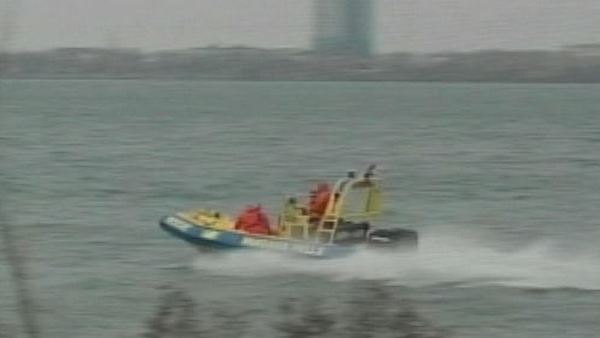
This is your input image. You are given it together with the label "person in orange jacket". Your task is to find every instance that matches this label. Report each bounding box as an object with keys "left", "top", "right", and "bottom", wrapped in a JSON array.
[
  {"left": 235, "top": 205, "right": 271, "bottom": 235},
  {"left": 309, "top": 183, "right": 331, "bottom": 221}
]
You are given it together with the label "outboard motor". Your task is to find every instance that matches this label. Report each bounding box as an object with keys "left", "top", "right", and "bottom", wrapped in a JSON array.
[{"left": 367, "top": 228, "right": 418, "bottom": 249}]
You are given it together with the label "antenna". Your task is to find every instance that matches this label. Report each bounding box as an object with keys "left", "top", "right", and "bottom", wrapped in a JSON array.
[
  {"left": 0, "top": 0, "right": 18, "bottom": 71},
  {"left": 0, "top": 1, "right": 43, "bottom": 337}
]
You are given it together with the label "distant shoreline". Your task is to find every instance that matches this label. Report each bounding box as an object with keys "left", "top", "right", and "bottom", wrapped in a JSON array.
[
  {"left": 2, "top": 46, "right": 600, "bottom": 83},
  {"left": 2, "top": 76, "right": 600, "bottom": 85}
]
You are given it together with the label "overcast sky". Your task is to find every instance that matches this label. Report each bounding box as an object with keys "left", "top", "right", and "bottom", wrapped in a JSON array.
[{"left": 4, "top": 0, "right": 600, "bottom": 53}]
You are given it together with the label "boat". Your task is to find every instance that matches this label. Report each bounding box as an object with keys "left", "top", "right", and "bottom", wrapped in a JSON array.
[{"left": 159, "top": 165, "right": 418, "bottom": 258}]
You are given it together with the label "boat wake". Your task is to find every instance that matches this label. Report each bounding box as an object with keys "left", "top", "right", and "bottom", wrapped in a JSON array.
[{"left": 192, "top": 229, "right": 600, "bottom": 291}]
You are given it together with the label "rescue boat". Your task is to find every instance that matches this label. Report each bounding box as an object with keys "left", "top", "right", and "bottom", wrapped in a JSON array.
[{"left": 159, "top": 165, "right": 418, "bottom": 258}]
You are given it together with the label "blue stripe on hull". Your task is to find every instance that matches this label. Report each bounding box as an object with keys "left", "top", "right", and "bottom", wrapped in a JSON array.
[
  {"left": 159, "top": 221, "right": 241, "bottom": 250},
  {"left": 159, "top": 215, "right": 355, "bottom": 258}
]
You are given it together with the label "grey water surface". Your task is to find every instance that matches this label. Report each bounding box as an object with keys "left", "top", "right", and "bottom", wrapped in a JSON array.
[{"left": 1, "top": 80, "right": 599, "bottom": 338}]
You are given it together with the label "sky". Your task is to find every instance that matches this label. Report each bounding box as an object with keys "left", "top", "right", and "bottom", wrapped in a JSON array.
[{"left": 3, "top": 0, "right": 600, "bottom": 53}]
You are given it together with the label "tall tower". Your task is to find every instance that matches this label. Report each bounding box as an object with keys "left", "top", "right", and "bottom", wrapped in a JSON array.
[{"left": 313, "top": 0, "right": 374, "bottom": 57}]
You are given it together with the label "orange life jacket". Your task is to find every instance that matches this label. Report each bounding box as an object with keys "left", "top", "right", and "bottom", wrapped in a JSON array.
[
  {"left": 235, "top": 205, "right": 271, "bottom": 235},
  {"left": 309, "top": 183, "right": 331, "bottom": 218}
]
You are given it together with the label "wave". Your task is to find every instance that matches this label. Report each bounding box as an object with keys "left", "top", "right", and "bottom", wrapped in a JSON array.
[{"left": 192, "top": 229, "right": 600, "bottom": 291}]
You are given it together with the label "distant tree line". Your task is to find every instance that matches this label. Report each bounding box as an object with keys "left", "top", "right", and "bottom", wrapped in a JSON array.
[
  {"left": 2, "top": 46, "right": 600, "bottom": 83},
  {"left": 142, "top": 284, "right": 448, "bottom": 338}
]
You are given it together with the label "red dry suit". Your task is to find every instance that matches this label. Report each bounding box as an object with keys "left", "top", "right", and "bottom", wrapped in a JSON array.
[
  {"left": 234, "top": 205, "right": 271, "bottom": 235},
  {"left": 309, "top": 183, "right": 331, "bottom": 219}
]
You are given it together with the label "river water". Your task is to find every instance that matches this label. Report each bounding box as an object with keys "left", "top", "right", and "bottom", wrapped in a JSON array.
[{"left": 1, "top": 80, "right": 599, "bottom": 337}]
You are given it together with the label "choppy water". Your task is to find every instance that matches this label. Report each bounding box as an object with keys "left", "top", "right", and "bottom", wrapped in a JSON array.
[{"left": 1, "top": 80, "right": 600, "bottom": 337}]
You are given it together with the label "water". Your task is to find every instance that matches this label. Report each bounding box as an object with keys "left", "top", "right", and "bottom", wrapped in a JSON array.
[{"left": 1, "top": 80, "right": 600, "bottom": 337}]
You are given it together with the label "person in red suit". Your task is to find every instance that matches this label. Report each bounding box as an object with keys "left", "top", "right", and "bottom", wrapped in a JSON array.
[
  {"left": 309, "top": 183, "right": 331, "bottom": 221},
  {"left": 234, "top": 205, "right": 271, "bottom": 235}
]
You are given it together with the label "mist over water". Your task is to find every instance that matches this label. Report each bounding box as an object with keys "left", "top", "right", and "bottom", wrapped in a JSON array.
[{"left": 193, "top": 228, "right": 600, "bottom": 291}]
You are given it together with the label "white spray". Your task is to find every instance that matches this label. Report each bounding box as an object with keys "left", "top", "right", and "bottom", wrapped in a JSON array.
[{"left": 192, "top": 230, "right": 600, "bottom": 290}]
